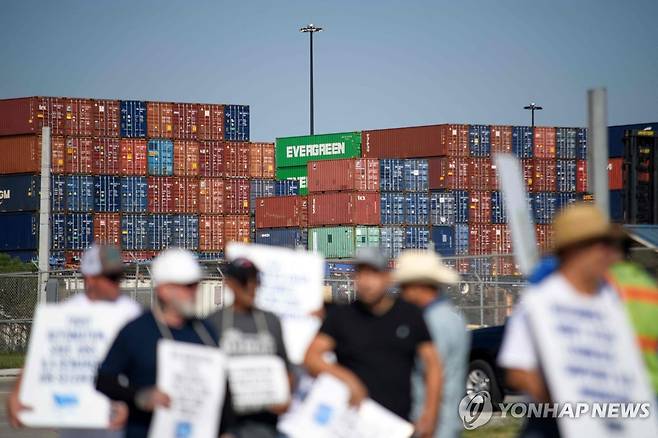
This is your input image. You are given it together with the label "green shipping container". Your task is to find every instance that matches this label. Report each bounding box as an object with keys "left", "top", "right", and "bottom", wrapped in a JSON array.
[
  {"left": 276, "top": 132, "right": 362, "bottom": 168},
  {"left": 308, "top": 226, "right": 380, "bottom": 259},
  {"left": 276, "top": 166, "right": 308, "bottom": 195}
]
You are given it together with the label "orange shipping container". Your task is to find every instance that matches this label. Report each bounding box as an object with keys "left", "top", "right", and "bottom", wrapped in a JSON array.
[
  {"left": 173, "top": 140, "right": 200, "bottom": 176},
  {"left": 308, "top": 193, "right": 380, "bottom": 226},
  {"left": 199, "top": 215, "right": 225, "bottom": 251},
  {"left": 536, "top": 224, "right": 554, "bottom": 252},
  {"left": 248, "top": 143, "right": 264, "bottom": 178},
  {"left": 428, "top": 157, "right": 470, "bottom": 190},
  {"left": 147, "top": 102, "right": 174, "bottom": 138},
  {"left": 199, "top": 141, "right": 225, "bottom": 177},
  {"left": 148, "top": 177, "right": 174, "bottom": 212},
  {"left": 469, "top": 158, "right": 497, "bottom": 191},
  {"left": 93, "top": 213, "right": 121, "bottom": 246},
  {"left": 225, "top": 142, "right": 249, "bottom": 177},
  {"left": 608, "top": 158, "right": 623, "bottom": 190},
  {"left": 224, "top": 214, "right": 251, "bottom": 244},
  {"left": 199, "top": 178, "right": 225, "bottom": 214},
  {"left": 65, "top": 137, "right": 94, "bottom": 174},
  {"left": 255, "top": 196, "right": 308, "bottom": 228},
  {"left": 121, "top": 251, "right": 156, "bottom": 263},
  {"left": 262, "top": 143, "right": 275, "bottom": 178},
  {"left": 172, "top": 177, "right": 200, "bottom": 213},
  {"left": 93, "top": 99, "right": 120, "bottom": 137},
  {"left": 120, "top": 139, "right": 147, "bottom": 175},
  {"left": 224, "top": 179, "right": 250, "bottom": 214},
  {"left": 0, "top": 135, "right": 41, "bottom": 174},
  {"left": 172, "top": 103, "right": 198, "bottom": 139},
  {"left": 529, "top": 159, "right": 557, "bottom": 192},
  {"left": 64, "top": 98, "right": 94, "bottom": 136},
  {"left": 197, "top": 104, "right": 224, "bottom": 140},
  {"left": 308, "top": 158, "right": 380, "bottom": 192},
  {"left": 533, "top": 127, "right": 557, "bottom": 159},
  {"left": 64, "top": 251, "right": 83, "bottom": 268},
  {"left": 93, "top": 138, "right": 121, "bottom": 175},
  {"left": 439, "top": 124, "right": 470, "bottom": 157},
  {"left": 50, "top": 136, "right": 66, "bottom": 174},
  {"left": 576, "top": 160, "right": 588, "bottom": 192},
  {"left": 490, "top": 125, "right": 513, "bottom": 154},
  {"left": 361, "top": 125, "right": 445, "bottom": 159}
]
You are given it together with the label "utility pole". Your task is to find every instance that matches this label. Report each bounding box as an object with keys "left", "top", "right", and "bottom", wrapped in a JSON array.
[
  {"left": 524, "top": 102, "right": 543, "bottom": 128},
  {"left": 300, "top": 24, "right": 323, "bottom": 135}
]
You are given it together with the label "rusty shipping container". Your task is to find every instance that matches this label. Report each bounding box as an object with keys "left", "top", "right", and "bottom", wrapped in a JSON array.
[
  {"left": 608, "top": 158, "right": 623, "bottom": 190},
  {"left": 533, "top": 127, "right": 557, "bottom": 159},
  {"left": 576, "top": 159, "right": 588, "bottom": 193},
  {"left": 469, "top": 191, "right": 492, "bottom": 223},
  {"left": 197, "top": 104, "right": 224, "bottom": 140},
  {"left": 308, "top": 158, "right": 380, "bottom": 193},
  {"left": 428, "top": 157, "right": 470, "bottom": 190},
  {"left": 224, "top": 179, "right": 250, "bottom": 214},
  {"left": 172, "top": 176, "right": 199, "bottom": 213},
  {"left": 172, "top": 103, "right": 198, "bottom": 139},
  {"left": 50, "top": 136, "right": 66, "bottom": 174},
  {"left": 93, "top": 138, "right": 121, "bottom": 175},
  {"left": 93, "top": 99, "right": 120, "bottom": 137},
  {"left": 255, "top": 196, "right": 308, "bottom": 228},
  {"left": 530, "top": 159, "right": 557, "bottom": 192},
  {"left": 199, "top": 178, "right": 225, "bottom": 214},
  {"left": 199, "top": 215, "right": 225, "bottom": 252},
  {"left": 173, "top": 140, "right": 200, "bottom": 176},
  {"left": 199, "top": 141, "right": 225, "bottom": 177},
  {"left": 147, "top": 176, "right": 174, "bottom": 213},
  {"left": 224, "top": 214, "right": 251, "bottom": 244},
  {"left": 490, "top": 125, "right": 513, "bottom": 154},
  {"left": 146, "top": 101, "right": 174, "bottom": 138},
  {"left": 361, "top": 125, "right": 445, "bottom": 158},
  {"left": 63, "top": 98, "right": 94, "bottom": 137},
  {"left": 225, "top": 142, "right": 250, "bottom": 177},
  {"left": 308, "top": 193, "right": 380, "bottom": 226},
  {"left": 65, "top": 137, "right": 94, "bottom": 174},
  {"left": 0, "top": 135, "right": 41, "bottom": 174},
  {"left": 0, "top": 97, "right": 65, "bottom": 136},
  {"left": 120, "top": 139, "right": 147, "bottom": 175},
  {"left": 93, "top": 213, "right": 121, "bottom": 246},
  {"left": 440, "top": 124, "right": 470, "bottom": 157}
]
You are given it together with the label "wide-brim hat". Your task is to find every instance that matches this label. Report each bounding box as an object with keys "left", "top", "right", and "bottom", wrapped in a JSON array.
[
  {"left": 552, "top": 203, "right": 626, "bottom": 252},
  {"left": 393, "top": 250, "right": 460, "bottom": 286}
]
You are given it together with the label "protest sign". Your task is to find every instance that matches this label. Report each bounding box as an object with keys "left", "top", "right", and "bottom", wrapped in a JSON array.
[
  {"left": 19, "top": 303, "right": 129, "bottom": 428},
  {"left": 227, "top": 355, "right": 290, "bottom": 412},
  {"left": 226, "top": 243, "right": 324, "bottom": 363},
  {"left": 525, "top": 287, "right": 658, "bottom": 438},
  {"left": 148, "top": 339, "right": 227, "bottom": 438},
  {"left": 279, "top": 374, "right": 414, "bottom": 438}
]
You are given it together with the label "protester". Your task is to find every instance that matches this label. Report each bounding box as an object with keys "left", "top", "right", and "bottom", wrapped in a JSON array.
[
  {"left": 6, "top": 243, "right": 141, "bottom": 438},
  {"left": 206, "top": 257, "right": 292, "bottom": 438},
  {"left": 498, "top": 203, "right": 632, "bottom": 437},
  {"left": 396, "top": 250, "right": 469, "bottom": 438},
  {"left": 304, "top": 247, "right": 442, "bottom": 438},
  {"left": 96, "top": 248, "right": 234, "bottom": 438}
]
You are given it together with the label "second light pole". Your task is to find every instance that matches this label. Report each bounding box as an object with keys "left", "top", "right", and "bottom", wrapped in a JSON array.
[
  {"left": 524, "top": 102, "right": 543, "bottom": 128},
  {"left": 300, "top": 24, "right": 323, "bottom": 135}
]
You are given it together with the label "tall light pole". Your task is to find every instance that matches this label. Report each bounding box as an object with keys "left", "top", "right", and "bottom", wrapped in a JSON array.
[
  {"left": 300, "top": 24, "right": 323, "bottom": 135},
  {"left": 524, "top": 102, "right": 543, "bottom": 128}
]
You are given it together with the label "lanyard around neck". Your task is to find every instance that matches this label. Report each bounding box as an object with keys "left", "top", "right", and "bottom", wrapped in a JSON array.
[{"left": 153, "top": 305, "right": 217, "bottom": 348}]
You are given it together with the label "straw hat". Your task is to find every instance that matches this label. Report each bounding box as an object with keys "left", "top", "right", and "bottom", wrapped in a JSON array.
[
  {"left": 394, "top": 250, "right": 460, "bottom": 286},
  {"left": 552, "top": 202, "right": 623, "bottom": 252}
]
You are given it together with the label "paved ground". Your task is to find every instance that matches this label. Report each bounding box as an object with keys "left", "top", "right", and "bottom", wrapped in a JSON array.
[{"left": 0, "top": 378, "right": 57, "bottom": 438}]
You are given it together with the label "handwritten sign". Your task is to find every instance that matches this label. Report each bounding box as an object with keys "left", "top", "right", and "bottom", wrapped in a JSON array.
[
  {"left": 148, "top": 340, "right": 227, "bottom": 438},
  {"left": 227, "top": 355, "right": 290, "bottom": 413}
]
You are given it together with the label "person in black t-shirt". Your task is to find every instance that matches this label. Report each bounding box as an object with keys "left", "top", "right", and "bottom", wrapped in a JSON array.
[{"left": 304, "top": 247, "right": 442, "bottom": 438}]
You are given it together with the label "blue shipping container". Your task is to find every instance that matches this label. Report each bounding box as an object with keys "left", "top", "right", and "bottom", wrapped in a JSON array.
[
  {"left": 171, "top": 215, "right": 199, "bottom": 250},
  {"left": 51, "top": 175, "right": 67, "bottom": 212},
  {"left": 274, "top": 180, "right": 300, "bottom": 196},
  {"left": 0, "top": 212, "right": 38, "bottom": 250},
  {"left": 65, "top": 213, "right": 93, "bottom": 250},
  {"left": 512, "top": 126, "right": 534, "bottom": 158},
  {"left": 455, "top": 190, "right": 469, "bottom": 223},
  {"left": 472, "top": 257, "right": 493, "bottom": 277},
  {"left": 120, "top": 177, "right": 148, "bottom": 213},
  {"left": 431, "top": 226, "right": 455, "bottom": 257},
  {"left": 147, "top": 139, "right": 174, "bottom": 176},
  {"left": 404, "top": 193, "right": 429, "bottom": 225},
  {"left": 255, "top": 228, "right": 308, "bottom": 249},
  {"left": 469, "top": 125, "right": 491, "bottom": 157},
  {"left": 491, "top": 191, "right": 507, "bottom": 224},
  {"left": 94, "top": 176, "right": 121, "bottom": 212},
  {"left": 197, "top": 252, "right": 224, "bottom": 261},
  {"left": 0, "top": 175, "right": 40, "bottom": 212},
  {"left": 147, "top": 214, "right": 174, "bottom": 250},
  {"left": 576, "top": 128, "right": 587, "bottom": 160},
  {"left": 121, "top": 214, "right": 149, "bottom": 250},
  {"left": 429, "top": 191, "right": 455, "bottom": 225},
  {"left": 555, "top": 128, "right": 577, "bottom": 159},
  {"left": 403, "top": 159, "right": 429, "bottom": 192},
  {"left": 50, "top": 251, "right": 65, "bottom": 269},
  {"left": 120, "top": 100, "right": 147, "bottom": 138},
  {"left": 51, "top": 213, "right": 66, "bottom": 250},
  {"left": 250, "top": 180, "right": 276, "bottom": 214},
  {"left": 66, "top": 176, "right": 94, "bottom": 212},
  {"left": 380, "top": 192, "right": 405, "bottom": 225},
  {"left": 532, "top": 193, "right": 559, "bottom": 225},
  {"left": 380, "top": 159, "right": 405, "bottom": 192},
  {"left": 224, "top": 105, "right": 250, "bottom": 141},
  {"left": 380, "top": 226, "right": 405, "bottom": 259},
  {"left": 556, "top": 160, "right": 576, "bottom": 192},
  {"left": 405, "top": 226, "right": 429, "bottom": 249},
  {"left": 610, "top": 190, "right": 624, "bottom": 222},
  {"left": 455, "top": 224, "right": 469, "bottom": 255}
]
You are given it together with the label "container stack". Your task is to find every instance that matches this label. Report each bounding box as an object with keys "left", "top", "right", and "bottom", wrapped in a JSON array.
[{"left": 0, "top": 96, "right": 272, "bottom": 267}]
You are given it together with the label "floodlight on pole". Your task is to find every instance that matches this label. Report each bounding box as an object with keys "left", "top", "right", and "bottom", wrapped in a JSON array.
[
  {"left": 524, "top": 102, "right": 543, "bottom": 128},
  {"left": 300, "top": 24, "right": 323, "bottom": 135}
]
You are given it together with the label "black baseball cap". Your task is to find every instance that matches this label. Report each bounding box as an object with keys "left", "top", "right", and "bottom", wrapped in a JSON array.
[{"left": 225, "top": 258, "right": 260, "bottom": 285}]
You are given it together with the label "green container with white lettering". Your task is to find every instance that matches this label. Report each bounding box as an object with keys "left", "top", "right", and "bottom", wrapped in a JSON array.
[
  {"left": 276, "top": 166, "right": 308, "bottom": 195},
  {"left": 275, "top": 132, "right": 362, "bottom": 168}
]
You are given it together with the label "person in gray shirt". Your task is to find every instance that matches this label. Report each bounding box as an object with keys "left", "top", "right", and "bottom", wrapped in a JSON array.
[{"left": 396, "top": 250, "right": 470, "bottom": 438}]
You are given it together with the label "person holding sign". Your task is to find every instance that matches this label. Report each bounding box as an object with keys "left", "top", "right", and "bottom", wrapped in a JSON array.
[
  {"left": 304, "top": 247, "right": 442, "bottom": 438},
  {"left": 96, "top": 248, "right": 234, "bottom": 438},
  {"left": 206, "top": 257, "right": 292, "bottom": 438},
  {"left": 6, "top": 244, "right": 141, "bottom": 438}
]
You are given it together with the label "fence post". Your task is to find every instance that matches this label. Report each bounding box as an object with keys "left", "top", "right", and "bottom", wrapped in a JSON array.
[{"left": 38, "top": 127, "right": 51, "bottom": 303}]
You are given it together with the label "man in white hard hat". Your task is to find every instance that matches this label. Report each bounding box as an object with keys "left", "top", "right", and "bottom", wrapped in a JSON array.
[
  {"left": 396, "top": 250, "right": 469, "bottom": 438},
  {"left": 6, "top": 244, "right": 141, "bottom": 437},
  {"left": 95, "top": 248, "right": 234, "bottom": 438}
]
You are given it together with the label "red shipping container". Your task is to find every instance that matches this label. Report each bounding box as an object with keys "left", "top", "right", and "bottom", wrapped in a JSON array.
[
  {"left": 224, "top": 142, "right": 250, "bottom": 177},
  {"left": 576, "top": 160, "right": 588, "bottom": 192},
  {"left": 147, "top": 177, "right": 174, "bottom": 212},
  {"left": 63, "top": 98, "right": 94, "bottom": 137},
  {"left": 533, "top": 127, "right": 557, "bottom": 158},
  {"left": 225, "top": 214, "right": 251, "bottom": 244},
  {"left": 199, "top": 178, "right": 225, "bottom": 214},
  {"left": 440, "top": 124, "right": 470, "bottom": 157},
  {"left": 262, "top": 143, "right": 275, "bottom": 179},
  {"left": 172, "top": 103, "right": 198, "bottom": 139},
  {"left": 199, "top": 141, "right": 225, "bottom": 177},
  {"left": 121, "top": 251, "right": 156, "bottom": 263},
  {"left": 120, "top": 139, "right": 147, "bottom": 175},
  {"left": 0, "top": 135, "right": 42, "bottom": 174},
  {"left": 172, "top": 177, "right": 199, "bottom": 213},
  {"left": 468, "top": 191, "right": 492, "bottom": 223},
  {"left": 224, "top": 179, "right": 250, "bottom": 214},
  {"left": 197, "top": 104, "right": 224, "bottom": 141},
  {"left": 51, "top": 136, "right": 66, "bottom": 174},
  {"left": 0, "top": 97, "right": 66, "bottom": 136},
  {"left": 255, "top": 196, "right": 308, "bottom": 228},
  {"left": 521, "top": 159, "right": 533, "bottom": 190},
  {"left": 248, "top": 143, "right": 264, "bottom": 178},
  {"left": 529, "top": 159, "right": 557, "bottom": 192},
  {"left": 65, "top": 137, "right": 94, "bottom": 174},
  {"left": 147, "top": 102, "right": 174, "bottom": 138},
  {"left": 428, "top": 157, "right": 470, "bottom": 190},
  {"left": 469, "top": 158, "right": 496, "bottom": 191},
  {"left": 308, "top": 193, "right": 380, "bottom": 226},
  {"left": 93, "top": 99, "right": 120, "bottom": 137},
  {"left": 490, "top": 224, "right": 512, "bottom": 254},
  {"left": 93, "top": 213, "right": 121, "bottom": 246},
  {"left": 490, "top": 125, "right": 513, "bottom": 154},
  {"left": 469, "top": 224, "right": 493, "bottom": 255},
  {"left": 608, "top": 158, "right": 623, "bottom": 190},
  {"left": 199, "top": 215, "right": 225, "bottom": 251},
  {"left": 173, "top": 140, "right": 200, "bottom": 176},
  {"left": 93, "top": 138, "right": 121, "bottom": 175},
  {"left": 536, "top": 224, "right": 554, "bottom": 252},
  {"left": 308, "top": 158, "right": 380, "bottom": 193},
  {"left": 64, "top": 251, "right": 83, "bottom": 268},
  {"left": 361, "top": 125, "right": 445, "bottom": 158}
]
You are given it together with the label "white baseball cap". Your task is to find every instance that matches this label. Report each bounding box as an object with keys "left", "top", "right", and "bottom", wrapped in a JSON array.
[{"left": 151, "top": 248, "right": 202, "bottom": 286}]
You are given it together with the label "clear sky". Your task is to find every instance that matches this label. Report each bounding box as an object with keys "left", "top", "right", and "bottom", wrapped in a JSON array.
[{"left": 1, "top": 0, "right": 656, "bottom": 141}]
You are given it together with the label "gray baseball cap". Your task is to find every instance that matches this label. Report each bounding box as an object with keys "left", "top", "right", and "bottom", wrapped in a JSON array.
[{"left": 355, "top": 247, "right": 389, "bottom": 272}]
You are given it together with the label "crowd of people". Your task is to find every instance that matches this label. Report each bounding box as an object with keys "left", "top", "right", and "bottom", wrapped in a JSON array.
[{"left": 5, "top": 201, "right": 658, "bottom": 438}]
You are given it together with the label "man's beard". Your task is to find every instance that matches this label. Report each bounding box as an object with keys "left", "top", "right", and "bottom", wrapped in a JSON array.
[{"left": 170, "top": 298, "right": 197, "bottom": 319}]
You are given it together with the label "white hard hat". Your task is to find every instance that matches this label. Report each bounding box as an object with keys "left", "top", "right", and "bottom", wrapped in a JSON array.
[{"left": 151, "top": 248, "right": 202, "bottom": 286}]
